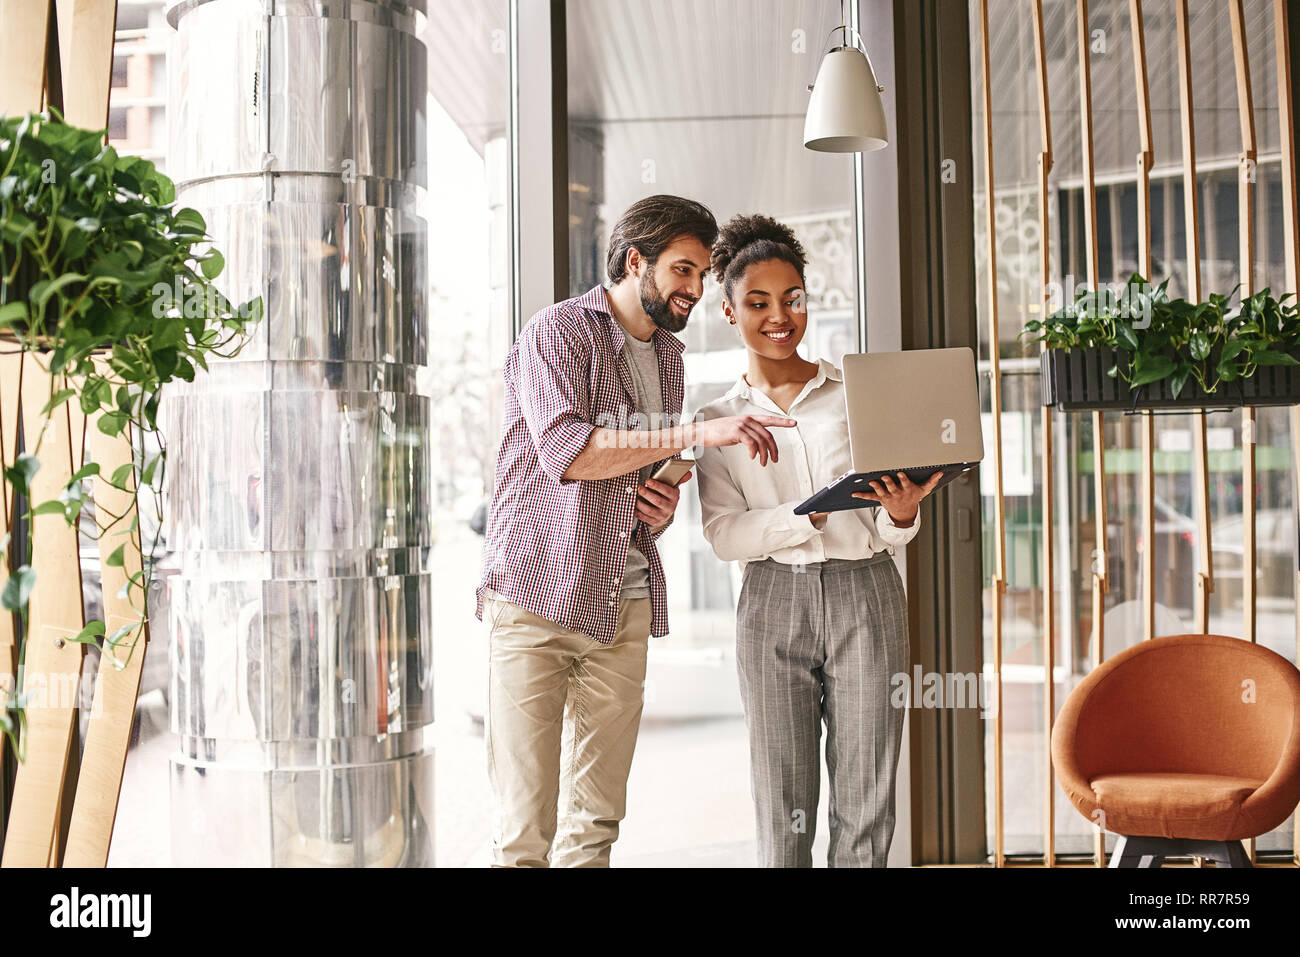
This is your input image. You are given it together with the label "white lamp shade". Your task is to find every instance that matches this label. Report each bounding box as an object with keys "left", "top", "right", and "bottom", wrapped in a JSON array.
[{"left": 804, "top": 46, "right": 888, "bottom": 153}]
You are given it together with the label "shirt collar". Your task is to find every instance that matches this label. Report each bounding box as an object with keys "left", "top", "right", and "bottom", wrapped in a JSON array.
[
  {"left": 721, "top": 356, "right": 843, "bottom": 403},
  {"left": 580, "top": 284, "right": 686, "bottom": 356}
]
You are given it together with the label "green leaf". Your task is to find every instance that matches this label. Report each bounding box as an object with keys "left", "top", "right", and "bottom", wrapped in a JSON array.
[
  {"left": 172, "top": 208, "right": 207, "bottom": 234},
  {"left": 0, "top": 565, "right": 36, "bottom": 612},
  {"left": 40, "top": 388, "right": 76, "bottom": 415},
  {"left": 1220, "top": 339, "right": 1247, "bottom": 362},
  {"left": 1114, "top": 322, "right": 1139, "bottom": 351},
  {"left": 141, "top": 453, "right": 160, "bottom": 487},
  {"left": 200, "top": 249, "right": 225, "bottom": 280},
  {"left": 1130, "top": 355, "right": 1177, "bottom": 387},
  {"left": 105, "top": 544, "right": 125, "bottom": 568},
  {"left": 1189, "top": 331, "right": 1211, "bottom": 361},
  {"left": 1170, "top": 366, "right": 1192, "bottom": 398},
  {"left": 30, "top": 272, "right": 86, "bottom": 306},
  {"left": 67, "top": 620, "right": 106, "bottom": 646},
  {"left": 3, "top": 454, "right": 40, "bottom": 497},
  {"left": 97, "top": 411, "right": 128, "bottom": 437},
  {"left": 27, "top": 501, "right": 66, "bottom": 517},
  {"left": 110, "top": 463, "right": 135, "bottom": 490},
  {"left": 0, "top": 301, "right": 28, "bottom": 328},
  {"left": 1251, "top": 350, "right": 1300, "bottom": 366}
]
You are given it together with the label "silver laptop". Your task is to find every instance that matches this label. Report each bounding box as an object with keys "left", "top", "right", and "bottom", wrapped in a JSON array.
[{"left": 795, "top": 348, "right": 985, "bottom": 515}]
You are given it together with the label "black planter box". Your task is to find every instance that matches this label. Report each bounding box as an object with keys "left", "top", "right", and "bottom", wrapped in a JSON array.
[{"left": 1040, "top": 345, "right": 1300, "bottom": 411}]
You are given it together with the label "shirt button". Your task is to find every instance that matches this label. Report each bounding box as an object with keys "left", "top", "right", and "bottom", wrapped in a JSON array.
[
  {"left": 626, "top": 485, "right": 635, "bottom": 493},
  {"left": 620, "top": 531, "right": 628, "bottom": 539},
  {"left": 610, "top": 589, "right": 618, "bottom": 597}
]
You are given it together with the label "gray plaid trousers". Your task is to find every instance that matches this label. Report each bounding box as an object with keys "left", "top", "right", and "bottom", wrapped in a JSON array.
[{"left": 735, "top": 552, "right": 909, "bottom": 867}]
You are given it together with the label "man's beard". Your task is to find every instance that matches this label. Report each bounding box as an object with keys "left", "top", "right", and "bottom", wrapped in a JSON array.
[{"left": 639, "top": 268, "right": 693, "bottom": 333}]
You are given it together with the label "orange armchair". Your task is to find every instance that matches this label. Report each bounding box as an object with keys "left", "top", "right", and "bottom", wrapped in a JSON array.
[{"left": 1052, "top": 634, "right": 1300, "bottom": 867}]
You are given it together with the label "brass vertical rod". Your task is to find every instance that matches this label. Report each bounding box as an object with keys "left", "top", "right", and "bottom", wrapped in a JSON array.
[
  {"left": 977, "top": 0, "right": 1008, "bottom": 869},
  {"left": 1031, "top": 0, "right": 1056, "bottom": 869},
  {"left": 1274, "top": 0, "right": 1300, "bottom": 862},
  {"left": 1175, "top": 0, "right": 1215, "bottom": 635},
  {"left": 1076, "top": 0, "right": 1107, "bottom": 868},
  {"left": 1226, "top": 0, "right": 1257, "bottom": 868},
  {"left": 1130, "top": 0, "right": 1156, "bottom": 645}
]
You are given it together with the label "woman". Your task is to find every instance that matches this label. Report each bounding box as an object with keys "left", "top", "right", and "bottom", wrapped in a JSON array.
[{"left": 694, "top": 214, "right": 941, "bottom": 868}]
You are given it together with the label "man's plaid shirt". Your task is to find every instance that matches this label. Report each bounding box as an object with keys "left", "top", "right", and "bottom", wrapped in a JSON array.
[{"left": 475, "top": 285, "right": 684, "bottom": 643}]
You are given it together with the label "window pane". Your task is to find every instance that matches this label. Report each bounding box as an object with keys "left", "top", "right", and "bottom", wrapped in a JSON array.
[
  {"left": 972, "top": 0, "right": 1296, "bottom": 861},
  {"left": 567, "top": 0, "right": 861, "bottom": 863}
]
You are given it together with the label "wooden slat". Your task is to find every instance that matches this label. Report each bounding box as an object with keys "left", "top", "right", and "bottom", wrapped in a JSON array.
[
  {"left": 1130, "top": 0, "right": 1156, "bottom": 645},
  {"left": 1228, "top": 17, "right": 1258, "bottom": 843},
  {"left": 1229, "top": 0, "right": 1257, "bottom": 669},
  {"left": 977, "top": 0, "right": 1008, "bottom": 869},
  {"left": 1031, "top": 0, "right": 1056, "bottom": 869},
  {"left": 1274, "top": 1, "right": 1300, "bottom": 864},
  {"left": 1075, "top": 0, "right": 1108, "bottom": 868},
  {"left": 0, "top": 0, "right": 52, "bottom": 117},
  {"left": 0, "top": 351, "right": 21, "bottom": 833},
  {"left": 52, "top": 0, "right": 117, "bottom": 132},
  {"left": 0, "top": 354, "right": 87, "bottom": 868},
  {"left": 1175, "top": 0, "right": 1215, "bottom": 635},
  {"left": 64, "top": 392, "right": 148, "bottom": 868}
]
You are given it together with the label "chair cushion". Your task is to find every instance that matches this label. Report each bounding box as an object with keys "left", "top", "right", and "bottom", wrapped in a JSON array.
[{"left": 1090, "top": 772, "right": 1264, "bottom": 841}]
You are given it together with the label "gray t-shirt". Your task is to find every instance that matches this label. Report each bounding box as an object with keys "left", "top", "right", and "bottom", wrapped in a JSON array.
[{"left": 620, "top": 333, "right": 663, "bottom": 598}]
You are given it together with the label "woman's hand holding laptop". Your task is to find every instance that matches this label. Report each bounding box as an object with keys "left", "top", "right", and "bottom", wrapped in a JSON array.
[{"left": 851, "top": 470, "right": 945, "bottom": 526}]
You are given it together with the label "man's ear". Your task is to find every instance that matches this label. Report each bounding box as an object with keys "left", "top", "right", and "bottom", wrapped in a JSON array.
[{"left": 625, "top": 245, "right": 643, "bottom": 279}]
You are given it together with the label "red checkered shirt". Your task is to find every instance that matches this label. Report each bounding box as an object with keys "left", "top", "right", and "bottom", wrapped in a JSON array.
[{"left": 475, "top": 285, "right": 684, "bottom": 643}]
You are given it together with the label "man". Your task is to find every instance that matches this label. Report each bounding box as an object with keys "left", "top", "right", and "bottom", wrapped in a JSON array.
[{"left": 476, "top": 194, "right": 797, "bottom": 867}]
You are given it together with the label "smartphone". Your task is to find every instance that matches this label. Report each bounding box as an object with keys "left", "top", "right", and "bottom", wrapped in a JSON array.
[{"left": 649, "top": 459, "right": 695, "bottom": 487}]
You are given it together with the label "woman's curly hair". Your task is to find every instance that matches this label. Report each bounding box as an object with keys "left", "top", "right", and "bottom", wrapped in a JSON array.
[{"left": 710, "top": 213, "right": 808, "bottom": 301}]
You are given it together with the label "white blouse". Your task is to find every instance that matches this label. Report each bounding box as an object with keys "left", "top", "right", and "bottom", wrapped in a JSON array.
[{"left": 694, "top": 358, "right": 920, "bottom": 567}]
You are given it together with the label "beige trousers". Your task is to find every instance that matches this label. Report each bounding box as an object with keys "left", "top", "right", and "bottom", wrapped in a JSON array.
[{"left": 483, "top": 593, "right": 652, "bottom": 867}]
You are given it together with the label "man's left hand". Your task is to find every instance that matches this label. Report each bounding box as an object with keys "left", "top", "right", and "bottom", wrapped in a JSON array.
[{"left": 637, "top": 473, "right": 690, "bottom": 530}]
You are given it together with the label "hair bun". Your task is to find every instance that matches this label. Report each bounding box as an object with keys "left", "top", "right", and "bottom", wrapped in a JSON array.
[{"left": 710, "top": 213, "right": 808, "bottom": 295}]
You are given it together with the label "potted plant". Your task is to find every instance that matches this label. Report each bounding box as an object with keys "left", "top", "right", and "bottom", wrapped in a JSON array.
[
  {"left": 0, "top": 110, "right": 262, "bottom": 760},
  {"left": 1023, "top": 272, "right": 1300, "bottom": 411}
]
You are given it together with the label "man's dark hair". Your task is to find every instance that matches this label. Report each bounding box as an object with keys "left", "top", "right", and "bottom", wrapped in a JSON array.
[{"left": 605, "top": 195, "right": 719, "bottom": 284}]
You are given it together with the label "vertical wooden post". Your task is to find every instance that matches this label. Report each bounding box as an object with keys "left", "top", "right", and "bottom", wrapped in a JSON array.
[
  {"left": 0, "top": 0, "right": 52, "bottom": 118},
  {"left": 0, "top": 0, "right": 55, "bottom": 857},
  {"left": 1270, "top": 0, "right": 1300, "bottom": 869},
  {"left": 0, "top": 352, "right": 19, "bottom": 833},
  {"left": 0, "top": 356, "right": 87, "bottom": 868},
  {"left": 1228, "top": 0, "right": 1258, "bottom": 646},
  {"left": 1226, "top": 0, "right": 1259, "bottom": 869},
  {"left": 1, "top": 0, "right": 128, "bottom": 868},
  {"left": 976, "top": 0, "right": 1008, "bottom": 869},
  {"left": 1175, "top": 0, "right": 1215, "bottom": 636},
  {"left": 1075, "top": 0, "right": 1108, "bottom": 868},
  {"left": 64, "top": 374, "right": 148, "bottom": 867},
  {"left": 1130, "top": 0, "right": 1156, "bottom": 645},
  {"left": 1031, "top": 0, "right": 1056, "bottom": 868}
]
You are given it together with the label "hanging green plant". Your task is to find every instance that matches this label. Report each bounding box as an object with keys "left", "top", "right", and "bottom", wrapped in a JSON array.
[
  {"left": 1022, "top": 272, "right": 1300, "bottom": 411},
  {"left": 0, "top": 110, "right": 262, "bottom": 761}
]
